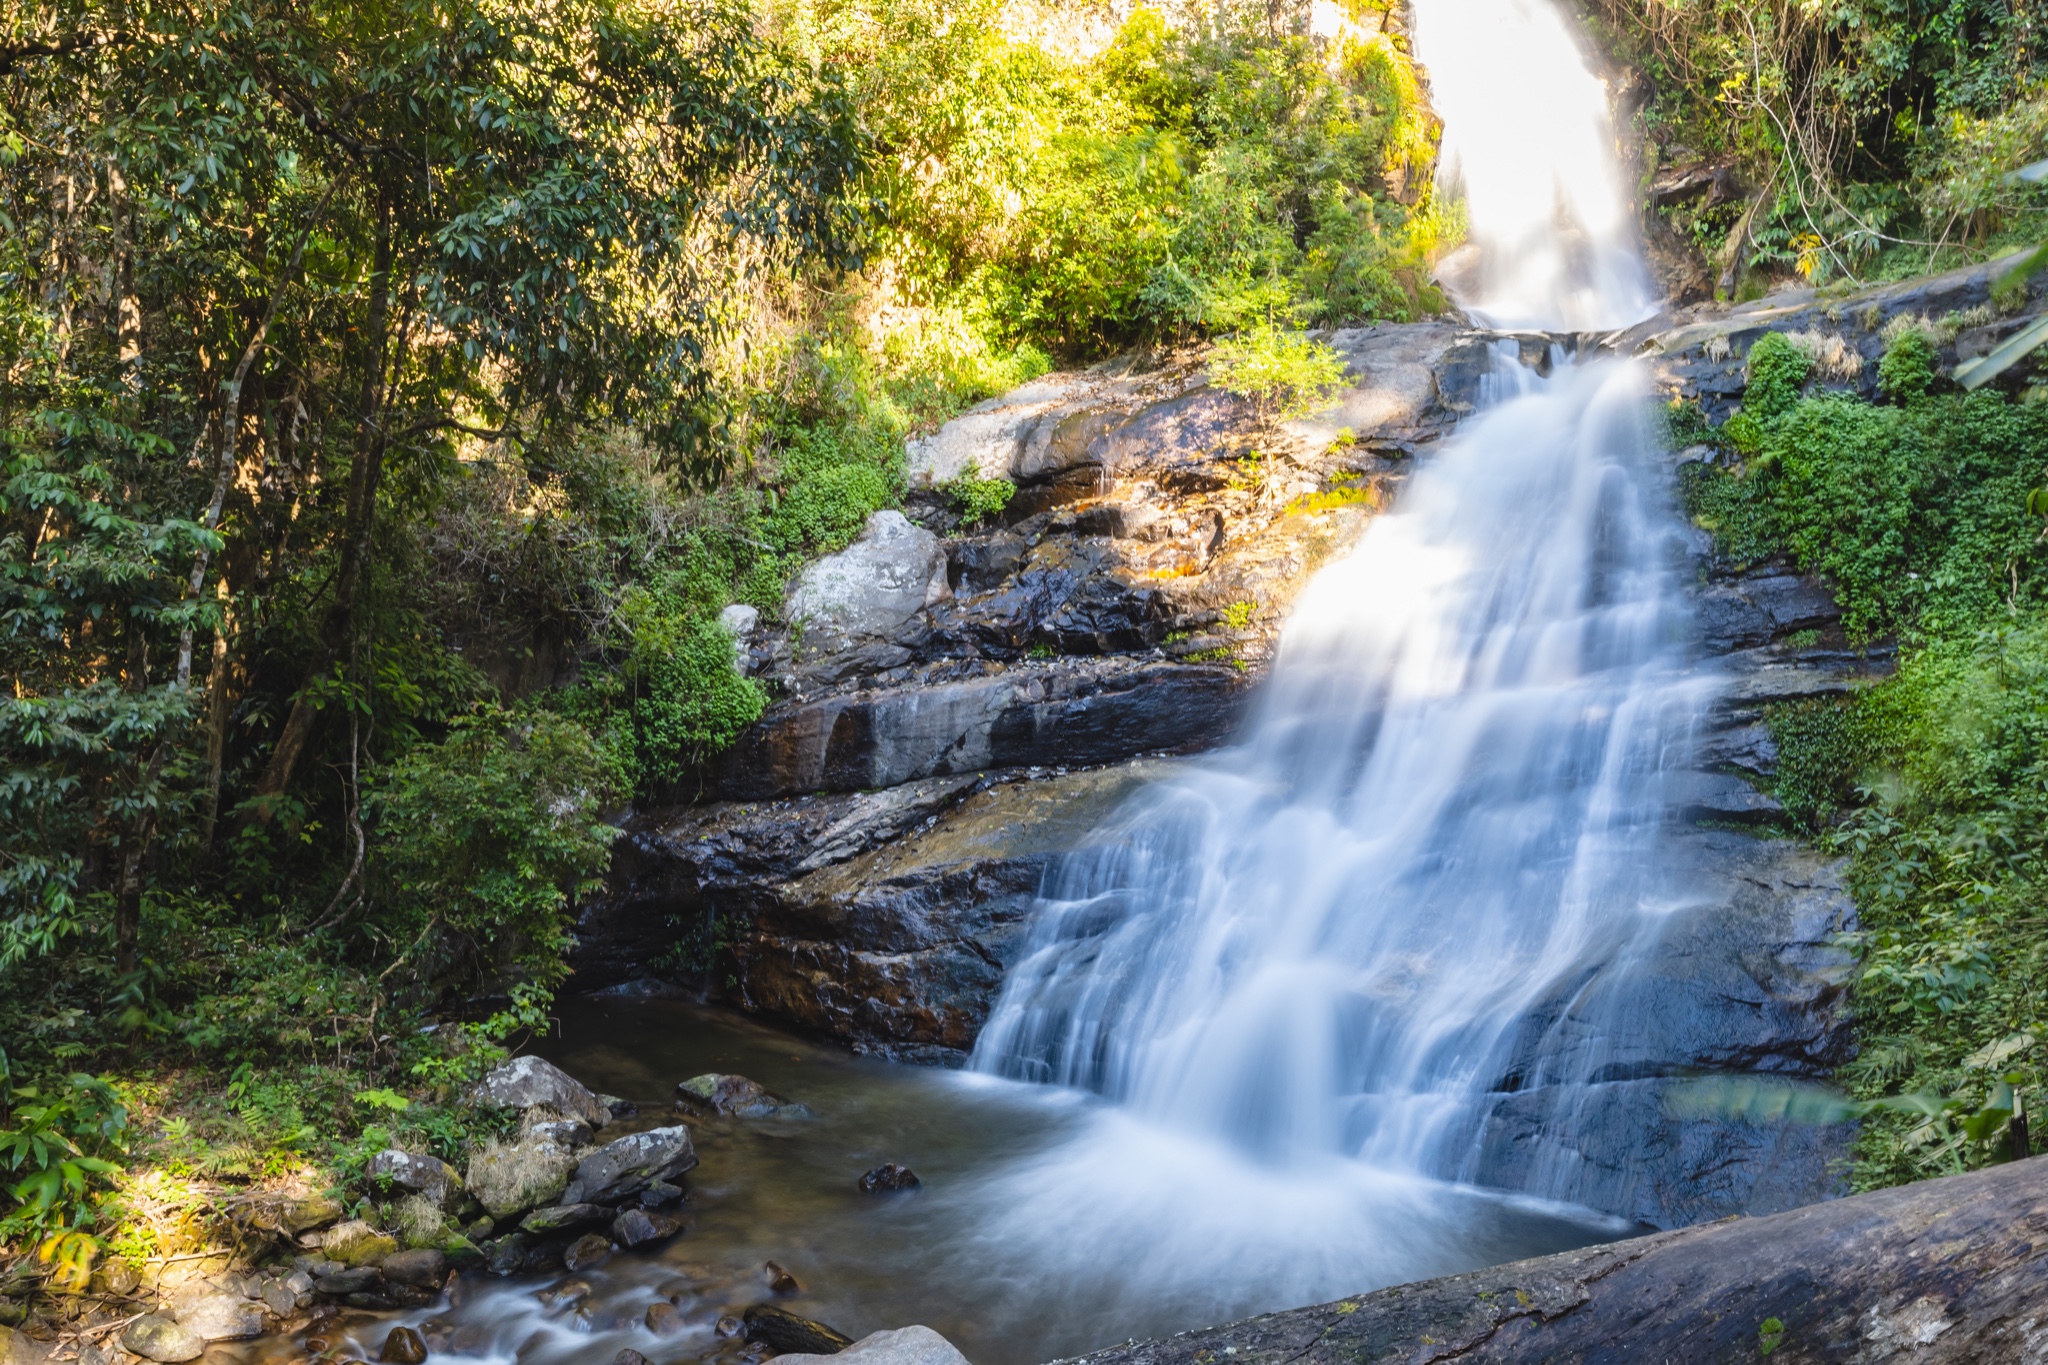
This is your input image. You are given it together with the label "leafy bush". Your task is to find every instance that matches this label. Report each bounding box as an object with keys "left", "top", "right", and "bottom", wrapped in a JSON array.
[
  {"left": 947, "top": 474, "right": 1017, "bottom": 528},
  {"left": 627, "top": 610, "right": 767, "bottom": 788},
  {"left": 370, "top": 710, "right": 622, "bottom": 997},
  {"left": 0, "top": 1066, "right": 128, "bottom": 1276},
  {"left": 1208, "top": 322, "right": 1350, "bottom": 423}
]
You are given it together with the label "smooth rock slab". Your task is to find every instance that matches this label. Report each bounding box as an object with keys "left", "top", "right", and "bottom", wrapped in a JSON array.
[
  {"left": 166, "top": 1289, "right": 262, "bottom": 1342},
  {"left": 777, "top": 1327, "right": 973, "bottom": 1365}
]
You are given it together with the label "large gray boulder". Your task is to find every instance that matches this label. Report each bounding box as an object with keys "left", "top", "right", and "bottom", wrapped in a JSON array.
[
  {"left": 777, "top": 1327, "right": 972, "bottom": 1365},
  {"left": 562, "top": 1125, "right": 698, "bottom": 1205},
  {"left": 467, "top": 1055, "right": 609, "bottom": 1128},
  {"left": 784, "top": 511, "right": 949, "bottom": 646},
  {"left": 365, "top": 1149, "right": 467, "bottom": 1211}
]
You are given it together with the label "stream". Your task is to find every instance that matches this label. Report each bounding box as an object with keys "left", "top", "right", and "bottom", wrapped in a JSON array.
[{"left": 273, "top": 998, "right": 1629, "bottom": 1365}]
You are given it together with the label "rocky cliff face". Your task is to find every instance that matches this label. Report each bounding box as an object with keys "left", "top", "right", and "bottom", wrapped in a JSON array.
[
  {"left": 576, "top": 321, "right": 1486, "bottom": 1026},
  {"left": 570, "top": 277, "right": 2010, "bottom": 1227}
]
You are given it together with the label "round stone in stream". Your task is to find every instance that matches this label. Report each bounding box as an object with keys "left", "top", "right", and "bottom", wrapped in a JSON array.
[
  {"left": 615, "top": 1353, "right": 650, "bottom": 1365},
  {"left": 378, "top": 1327, "right": 427, "bottom": 1365},
  {"left": 563, "top": 1232, "right": 612, "bottom": 1271}
]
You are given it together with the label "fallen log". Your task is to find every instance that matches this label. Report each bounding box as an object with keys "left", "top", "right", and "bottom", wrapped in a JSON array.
[{"left": 1054, "top": 1156, "right": 2048, "bottom": 1364}]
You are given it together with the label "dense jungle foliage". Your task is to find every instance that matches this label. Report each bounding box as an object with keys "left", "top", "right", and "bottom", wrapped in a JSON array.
[
  {"left": 1588, "top": 0, "right": 2048, "bottom": 291},
  {"left": 1685, "top": 328, "right": 2048, "bottom": 1189},
  {"left": 0, "top": 0, "right": 1444, "bottom": 1295}
]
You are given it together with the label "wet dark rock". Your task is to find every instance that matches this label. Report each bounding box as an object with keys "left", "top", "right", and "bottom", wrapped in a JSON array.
[
  {"left": 637, "top": 1180, "right": 684, "bottom": 1208},
  {"left": 674, "top": 1074, "right": 808, "bottom": 1119},
  {"left": 598, "top": 1095, "right": 639, "bottom": 1121},
  {"left": 715, "top": 1316, "right": 744, "bottom": 1340},
  {"left": 858, "top": 1164, "right": 920, "bottom": 1194},
  {"left": 378, "top": 1249, "right": 447, "bottom": 1289},
  {"left": 742, "top": 1305, "right": 854, "bottom": 1355},
  {"left": 346, "top": 1285, "right": 431, "bottom": 1311},
  {"left": 763, "top": 1261, "right": 801, "bottom": 1295},
  {"left": 611, "top": 1208, "right": 683, "bottom": 1248},
  {"left": 703, "top": 659, "right": 1248, "bottom": 802},
  {"left": 562, "top": 1233, "right": 612, "bottom": 1271},
  {"left": 484, "top": 1238, "right": 529, "bottom": 1278},
  {"left": 561, "top": 1125, "right": 698, "bottom": 1205},
  {"left": 614, "top": 1353, "right": 650, "bottom": 1365},
  {"left": 644, "top": 1303, "right": 686, "bottom": 1337},
  {"left": 518, "top": 1203, "right": 610, "bottom": 1236},
  {"left": 311, "top": 1268, "right": 383, "bottom": 1298},
  {"left": 377, "top": 1328, "right": 427, "bottom": 1365}
]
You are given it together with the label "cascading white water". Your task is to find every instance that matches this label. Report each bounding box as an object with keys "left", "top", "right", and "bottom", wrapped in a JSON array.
[
  {"left": 961, "top": 0, "right": 1700, "bottom": 1322},
  {"left": 1408, "top": 0, "right": 1656, "bottom": 332}
]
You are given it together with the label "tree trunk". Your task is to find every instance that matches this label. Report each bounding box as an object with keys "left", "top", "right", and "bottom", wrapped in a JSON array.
[
  {"left": 254, "top": 185, "right": 394, "bottom": 800},
  {"left": 1060, "top": 1156, "right": 2048, "bottom": 1365},
  {"left": 198, "top": 582, "right": 236, "bottom": 848}
]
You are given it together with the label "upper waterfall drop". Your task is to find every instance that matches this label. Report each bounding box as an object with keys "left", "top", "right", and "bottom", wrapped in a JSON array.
[{"left": 1407, "top": 0, "right": 1657, "bottom": 331}]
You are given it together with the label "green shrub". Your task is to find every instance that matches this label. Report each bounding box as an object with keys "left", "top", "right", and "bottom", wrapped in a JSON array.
[
  {"left": 370, "top": 709, "right": 621, "bottom": 997},
  {"left": 632, "top": 617, "right": 767, "bottom": 787},
  {"left": 1208, "top": 321, "right": 1349, "bottom": 423},
  {"left": 1878, "top": 328, "right": 1938, "bottom": 404},
  {"left": 947, "top": 474, "right": 1016, "bottom": 528},
  {"left": 1742, "top": 332, "right": 1812, "bottom": 423}
]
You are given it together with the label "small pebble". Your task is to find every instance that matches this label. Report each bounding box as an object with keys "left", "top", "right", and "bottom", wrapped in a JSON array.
[
  {"left": 645, "top": 1303, "right": 685, "bottom": 1337},
  {"left": 615, "top": 1353, "right": 650, "bottom": 1365},
  {"left": 715, "top": 1316, "right": 743, "bottom": 1340},
  {"left": 764, "top": 1261, "right": 800, "bottom": 1295}
]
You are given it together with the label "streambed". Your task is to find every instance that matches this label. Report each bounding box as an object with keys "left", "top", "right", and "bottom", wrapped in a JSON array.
[{"left": 238, "top": 999, "right": 1629, "bottom": 1365}]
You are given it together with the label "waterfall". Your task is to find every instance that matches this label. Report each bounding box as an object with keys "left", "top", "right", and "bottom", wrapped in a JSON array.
[{"left": 963, "top": 0, "right": 1701, "bottom": 1316}]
